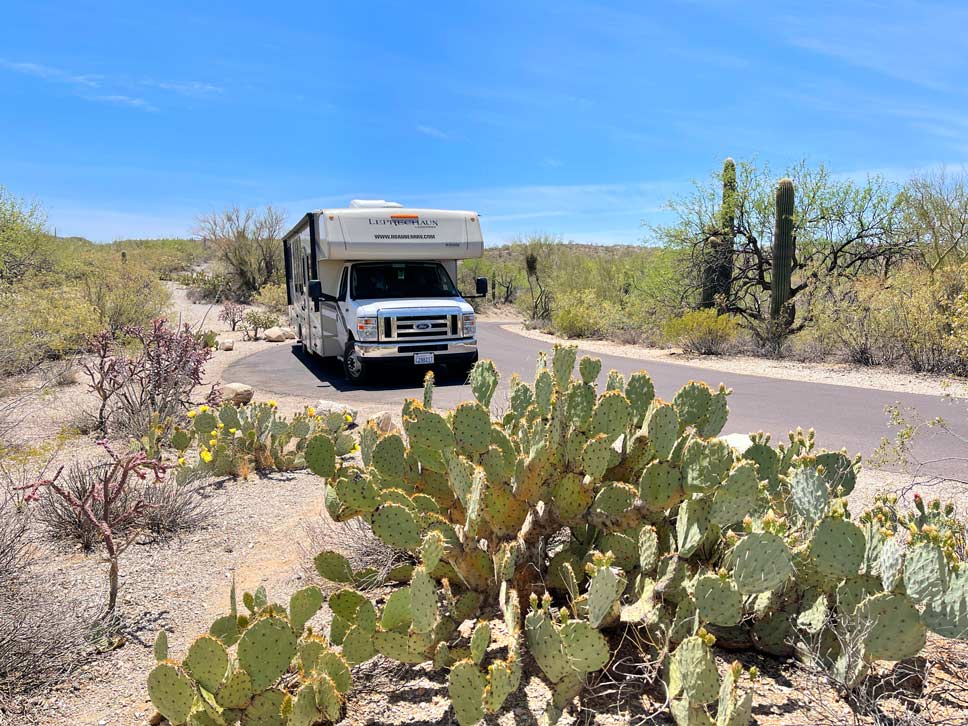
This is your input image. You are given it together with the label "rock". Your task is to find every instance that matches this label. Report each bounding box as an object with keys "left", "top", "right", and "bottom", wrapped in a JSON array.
[
  {"left": 315, "top": 400, "right": 358, "bottom": 423},
  {"left": 282, "top": 327, "right": 296, "bottom": 340},
  {"left": 719, "top": 432, "right": 753, "bottom": 454},
  {"left": 263, "top": 327, "right": 288, "bottom": 342},
  {"left": 222, "top": 382, "right": 254, "bottom": 405},
  {"left": 370, "top": 411, "right": 396, "bottom": 433},
  {"left": 218, "top": 339, "right": 235, "bottom": 351}
]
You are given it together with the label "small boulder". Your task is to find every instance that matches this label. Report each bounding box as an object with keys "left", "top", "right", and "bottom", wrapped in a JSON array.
[
  {"left": 282, "top": 327, "right": 297, "bottom": 340},
  {"left": 219, "top": 339, "right": 235, "bottom": 351},
  {"left": 222, "top": 382, "right": 254, "bottom": 405},
  {"left": 315, "top": 400, "right": 358, "bottom": 424},
  {"left": 370, "top": 411, "right": 397, "bottom": 433},
  {"left": 263, "top": 327, "right": 287, "bottom": 342}
]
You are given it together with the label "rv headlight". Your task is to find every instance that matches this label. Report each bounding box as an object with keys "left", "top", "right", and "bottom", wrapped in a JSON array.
[
  {"left": 356, "top": 316, "right": 378, "bottom": 341},
  {"left": 462, "top": 312, "right": 476, "bottom": 336}
]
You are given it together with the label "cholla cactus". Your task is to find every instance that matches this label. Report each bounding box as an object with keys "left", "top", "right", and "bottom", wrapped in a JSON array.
[{"left": 149, "top": 345, "right": 967, "bottom": 725}]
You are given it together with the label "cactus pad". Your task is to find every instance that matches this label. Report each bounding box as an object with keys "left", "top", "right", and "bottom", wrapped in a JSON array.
[
  {"left": 372, "top": 433, "right": 406, "bottom": 479},
  {"left": 147, "top": 662, "right": 195, "bottom": 725},
  {"left": 410, "top": 565, "right": 438, "bottom": 633},
  {"left": 591, "top": 390, "right": 632, "bottom": 442},
  {"left": 581, "top": 433, "right": 615, "bottom": 479},
  {"left": 903, "top": 542, "right": 948, "bottom": 604},
  {"left": 923, "top": 568, "right": 968, "bottom": 639},
  {"left": 552, "top": 344, "right": 578, "bottom": 387},
  {"left": 215, "top": 668, "right": 253, "bottom": 709},
  {"left": 639, "top": 460, "right": 684, "bottom": 511},
  {"left": 314, "top": 550, "right": 354, "bottom": 583},
  {"left": 791, "top": 465, "right": 828, "bottom": 525},
  {"left": 305, "top": 434, "right": 336, "bottom": 478},
  {"left": 184, "top": 634, "right": 228, "bottom": 694},
  {"left": 587, "top": 564, "right": 626, "bottom": 628},
  {"left": 676, "top": 498, "right": 710, "bottom": 558},
  {"left": 470, "top": 621, "right": 491, "bottom": 664},
  {"left": 578, "top": 355, "right": 602, "bottom": 383},
  {"left": 809, "top": 517, "right": 865, "bottom": 580},
  {"left": 709, "top": 463, "right": 759, "bottom": 526},
  {"left": 289, "top": 586, "right": 323, "bottom": 634},
  {"left": 683, "top": 437, "right": 733, "bottom": 494},
  {"left": 371, "top": 503, "right": 422, "bottom": 551},
  {"left": 625, "top": 371, "right": 656, "bottom": 425},
  {"left": 551, "top": 473, "right": 593, "bottom": 522},
  {"left": 242, "top": 688, "right": 286, "bottom": 725},
  {"left": 237, "top": 616, "right": 297, "bottom": 691},
  {"left": 453, "top": 402, "right": 493, "bottom": 456},
  {"left": 290, "top": 682, "right": 322, "bottom": 726},
  {"left": 878, "top": 536, "right": 904, "bottom": 592},
  {"left": 855, "top": 592, "right": 926, "bottom": 662},
  {"left": 671, "top": 636, "right": 720, "bottom": 704},
  {"left": 449, "top": 659, "right": 486, "bottom": 726},
  {"left": 560, "top": 620, "right": 610, "bottom": 673},
  {"left": 525, "top": 608, "right": 569, "bottom": 683},
  {"left": 341, "top": 625, "right": 376, "bottom": 664},
  {"left": 646, "top": 403, "right": 680, "bottom": 459},
  {"left": 694, "top": 574, "right": 743, "bottom": 627},
  {"left": 732, "top": 532, "right": 792, "bottom": 593},
  {"left": 469, "top": 359, "right": 500, "bottom": 408}
]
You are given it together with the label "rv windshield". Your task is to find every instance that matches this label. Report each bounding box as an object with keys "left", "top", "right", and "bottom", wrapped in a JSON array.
[{"left": 350, "top": 262, "right": 459, "bottom": 300}]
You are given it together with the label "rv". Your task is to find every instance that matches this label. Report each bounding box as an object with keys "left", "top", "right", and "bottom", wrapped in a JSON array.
[{"left": 282, "top": 200, "right": 487, "bottom": 384}]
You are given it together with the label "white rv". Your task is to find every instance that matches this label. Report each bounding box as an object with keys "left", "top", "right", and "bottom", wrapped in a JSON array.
[{"left": 282, "top": 200, "right": 487, "bottom": 383}]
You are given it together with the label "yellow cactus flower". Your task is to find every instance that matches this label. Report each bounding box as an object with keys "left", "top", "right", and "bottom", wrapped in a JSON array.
[
  {"left": 210, "top": 430, "right": 218, "bottom": 436},
  {"left": 344, "top": 413, "right": 352, "bottom": 423},
  {"left": 209, "top": 439, "right": 217, "bottom": 447},
  {"left": 199, "top": 405, "right": 209, "bottom": 413},
  {"left": 307, "top": 406, "right": 316, "bottom": 417},
  {"left": 217, "top": 422, "right": 225, "bottom": 429},
  {"left": 187, "top": 411, "right": 196, "bottom": 419},
  {"left": 200, "top": 450, "right": 213, "bottom": 463},
  {"left": 229, "top": 428, "right": 237, "bottom": 434},
  {"left": 267, "top": 400, "right": 278, "bottom": 408},
  {"left": 177, "top": 457, "right": 186, "bottom": 466}
]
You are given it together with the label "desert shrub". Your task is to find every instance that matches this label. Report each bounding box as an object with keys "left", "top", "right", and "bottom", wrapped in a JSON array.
[
  {"left": 174, "top": 402, "right": 355, "bottom": 478},
  {"left": 254, "top": 282, "right": 288, "bottom": 315},
  {"left": 550, "top": 289, "right": 621, "bottom": 338},
  {"left": 0, "top": 185, "right": 56, "bottom": 285},
  {"left": 218, "top": 301, "right": 246, "bottom": 331},
  {"left": 304, "top": 517, "right": 407, "bottom": 590},
  {"left": 137, "top": 472, "right": 211, "bottom": 538},
  {"left": 180, "top": 270, "right": 234, "bottom": 303},
  {"left": 79, "top": 257, "right": 170, "bottom": 334},
  {"left": 0, "top": 278, "right": 100, "bottom": 375},
  {"left": 664, "top": 308, "right": 742, "bottom": 354},
  {"left": 196, "top": 329, "right": 219, "bottom": 349},
  {"left": 108, "top": 238, "right": 206, "bottom": 279},
  {"left": 81, "top": 320, "right": 214, "bottom": 435},
  {"left": 0, "top": 492, "right": 89, "bottom": 706},
  {"left": 241, "top": 309, "right": 278, "bottom": 340},
  {"left": 147, "top": 349, "right": 968, "bottom": 726}
]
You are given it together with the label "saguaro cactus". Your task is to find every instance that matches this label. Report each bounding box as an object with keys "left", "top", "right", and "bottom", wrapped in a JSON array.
[
  {"left": 700, "top": 158, "right": 738, "bottom": 310},
  {"left": 769, "top": 177, "right": 795, "bottom": 323}
]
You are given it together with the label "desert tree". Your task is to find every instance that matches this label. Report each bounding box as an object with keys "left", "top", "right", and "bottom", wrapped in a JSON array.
[
  {"left": 902, "top": 166, "right": 968, "bottom": 272},
  {"left": 196, "top": 206, "right": 286, "bottom": 299},
  {"left": 654, "top": 159, "right": 918, "bottom": 341}
]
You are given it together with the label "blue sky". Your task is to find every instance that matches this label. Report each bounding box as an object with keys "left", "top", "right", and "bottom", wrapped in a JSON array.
[{"left": 1, "top": 1, "right": 966, "bottom": 245}]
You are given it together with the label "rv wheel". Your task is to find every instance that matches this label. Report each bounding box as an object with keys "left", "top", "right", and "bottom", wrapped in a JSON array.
[{"left": 343, "top": 341, "right": 367, "bottom": 383}]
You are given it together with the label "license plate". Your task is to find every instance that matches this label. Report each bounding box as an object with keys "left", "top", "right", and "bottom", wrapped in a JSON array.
[{"left": 414, "top": 353, "right": 435, "bottom": 365}]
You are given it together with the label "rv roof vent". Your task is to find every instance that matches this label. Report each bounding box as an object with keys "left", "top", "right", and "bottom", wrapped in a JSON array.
[{"left": 349, "top": 199, "right": 404, "bottom": 209}]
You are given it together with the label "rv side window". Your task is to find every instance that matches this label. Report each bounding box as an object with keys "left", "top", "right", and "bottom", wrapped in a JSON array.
[{"left": 337, "top": 269, "right": 347, "bottom": 302}]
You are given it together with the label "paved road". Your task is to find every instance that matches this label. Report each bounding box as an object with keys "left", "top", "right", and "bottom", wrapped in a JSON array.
[{"left": 224, "top": 322, "right": 966, "bottom": 476}]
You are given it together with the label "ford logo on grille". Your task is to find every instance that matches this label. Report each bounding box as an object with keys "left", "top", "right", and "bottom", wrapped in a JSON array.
[{"left": 415, "top": 322, "right": 431, "bottom": 330}]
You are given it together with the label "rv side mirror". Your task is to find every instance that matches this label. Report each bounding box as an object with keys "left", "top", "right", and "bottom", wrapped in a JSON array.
[
  {"left": 475, "top": 276, "right": 488, "bottom": 297},
  {"left": 307, "top": 279, "right": 323, "bottom": 300}
]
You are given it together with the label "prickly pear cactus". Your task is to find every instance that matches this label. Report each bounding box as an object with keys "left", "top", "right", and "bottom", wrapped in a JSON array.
[{"left": 152, "top": 347, "right": 967, "bottom": 725}]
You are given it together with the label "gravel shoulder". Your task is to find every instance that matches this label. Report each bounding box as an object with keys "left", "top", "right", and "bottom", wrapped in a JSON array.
[{"left": 505, "top": 324, "right": 967, "bottom": 398}]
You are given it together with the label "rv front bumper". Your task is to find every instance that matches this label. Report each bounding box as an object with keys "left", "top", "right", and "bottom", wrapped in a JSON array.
[{"left": 354, "top": 339, "right": 478, "bottom": 361}]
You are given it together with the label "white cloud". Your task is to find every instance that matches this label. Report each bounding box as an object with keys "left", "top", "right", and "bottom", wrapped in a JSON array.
[
  {"left": 148, "top": 80, "right": 223, "bottom": 95},
  {"left": 0, "top": 59, "right": 100, "bottom": 87},
  {"left": 91, "top": 94, "right": 158, "bottom": 112},
  {"left": 416, "top": 125, "right": 450, "bottom": 140}
]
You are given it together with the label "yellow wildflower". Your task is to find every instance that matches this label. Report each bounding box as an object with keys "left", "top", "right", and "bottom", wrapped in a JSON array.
[
  {"left": 229, "top": 428, "right": 237, "bottom": 434},
  {"left": 187, "top": 411, "right": 196, "bottom": 419},
  {"left": 209, "top": 439, "right": 217, "bottom": 447},
  {"left": 177, "top": 457, "right": 186, "bottom": 466},
  {"left": 210, "top": 430, "right": 218, "bottom": 436},
  {"left": 199, "top": 405, "right": 209, "bottom": 413},
  {"left": 200, "top": 449, "right": 213, "bottom": 463}
]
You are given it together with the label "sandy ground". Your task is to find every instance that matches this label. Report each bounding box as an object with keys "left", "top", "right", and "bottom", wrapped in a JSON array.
[
  {"left": 5, "top": 287, "right": 967, "bottom": 725},
  {"left": 507, "top": 324, "right": 967, "bottom": 398}
]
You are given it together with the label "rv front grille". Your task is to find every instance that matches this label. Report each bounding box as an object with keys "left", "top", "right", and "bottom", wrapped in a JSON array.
[{"left": 379, "top": 310, "right": 463, "bottom": 342}]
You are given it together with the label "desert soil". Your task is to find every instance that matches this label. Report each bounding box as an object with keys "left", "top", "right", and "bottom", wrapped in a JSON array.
[{"left": 7, "top": 287, "right": 967, "bottom": 725}]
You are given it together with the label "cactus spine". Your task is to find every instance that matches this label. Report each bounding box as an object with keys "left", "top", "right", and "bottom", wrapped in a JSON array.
[
  {"left": 700, "top": 157, "right": 737, "bottom": 310},
  {"left": 769, "top": 177, "right": 795, "bottom": 324}
]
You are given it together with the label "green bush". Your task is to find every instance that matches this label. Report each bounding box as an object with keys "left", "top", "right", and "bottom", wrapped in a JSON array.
[
  {"left": 80, "top": 257, "right": 169, "bottom": 334},
  {"left": 254, "top": 282, "right": 288, "bottom": 315},
  {"left": 179, "top": 271, "right": 234, "bottom": 303},
  {"left": 242, "top": 310, "right": 279, "bottom": 340},
  {"left": 664, "top": 308, "right": 742, "bottom": 355},
  {"left": 550, "top": 290, "right": 621, "bottom": 338}
]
